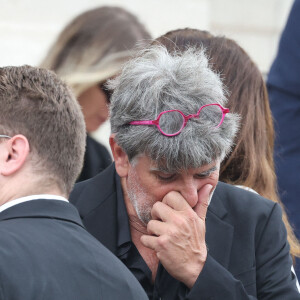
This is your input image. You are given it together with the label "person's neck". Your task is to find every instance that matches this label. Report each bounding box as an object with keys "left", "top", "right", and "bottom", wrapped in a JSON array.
[
  {"left": 0, "top": 178, "right": 65, "bottom": 207},
  {"left": 127, "top": 211, "right": 159, "bottom": 283}
]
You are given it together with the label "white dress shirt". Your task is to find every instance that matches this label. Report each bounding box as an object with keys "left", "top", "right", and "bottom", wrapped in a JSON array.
[{"left": 0, "top": 194, "right": 68, "bottom": 213}]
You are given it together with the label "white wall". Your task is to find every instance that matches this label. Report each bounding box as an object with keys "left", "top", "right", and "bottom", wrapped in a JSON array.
[
  {"left": 0, "top": 0, "right": 293, "bottom": 71},
  {"left": 0, "top": 0, "right": 210, "bottom": 67},
  {"left": 210, "top": 0, "right": 293, "bottom": 72}
]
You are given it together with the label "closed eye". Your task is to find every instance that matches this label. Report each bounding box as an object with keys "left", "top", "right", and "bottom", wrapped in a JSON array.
[
  {"left": 195, "top": 173, "right": 210, "bottom": 179},
  {"left": 156, "top": 173, "right": 177, "bottom": 182},
  {"left": 195, "top": 166, "right": 218, "bottom": 179}
]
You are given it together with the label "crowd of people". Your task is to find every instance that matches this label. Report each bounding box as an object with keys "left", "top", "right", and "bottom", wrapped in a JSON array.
[{"left": 0, "top": 1, "right": 299, "bottom": 299}]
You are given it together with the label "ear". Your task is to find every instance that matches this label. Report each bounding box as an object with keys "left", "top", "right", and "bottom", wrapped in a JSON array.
[
  {"left": 109, "top": 134, "right": 130, "bottom": 178},
  {"left": 0, "top": 135, "right": 30, "bottom": 176}
]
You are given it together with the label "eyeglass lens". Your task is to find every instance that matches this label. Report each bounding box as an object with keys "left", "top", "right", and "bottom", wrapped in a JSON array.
[
  {"left": 198, "top": 105, "right": 223, "bottom": 127},
  {"left": 158, "top": 105, "right": 223, "bottom": 135},
  {"left": 159, "top": 111, "right": 185, "bottom": 135}
]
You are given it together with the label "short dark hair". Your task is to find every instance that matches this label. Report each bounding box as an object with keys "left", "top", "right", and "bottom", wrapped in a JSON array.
[{"left": 0, "top": 65, "right": 86, "bottom": 194}]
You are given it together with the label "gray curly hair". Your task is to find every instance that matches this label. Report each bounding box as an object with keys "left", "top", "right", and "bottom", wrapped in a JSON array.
[{"left": 109, "top": 46, "right": 239, "bottom": 171}]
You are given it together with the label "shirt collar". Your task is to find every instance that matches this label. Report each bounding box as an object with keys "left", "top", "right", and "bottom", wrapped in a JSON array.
[{"left": 0, "top": 194, "right": 68, "bottom": 214}]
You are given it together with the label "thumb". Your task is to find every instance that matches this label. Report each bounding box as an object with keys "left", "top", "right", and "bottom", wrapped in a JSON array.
[{"left": 194, "top": 184, "right": 213, "bottom": 221}]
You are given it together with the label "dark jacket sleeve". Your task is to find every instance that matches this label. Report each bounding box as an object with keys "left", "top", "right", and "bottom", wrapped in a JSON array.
[
  {"left": 267, "top": 0, "right": 300, "bottom": 277},
  {"left": 186, "top": 204, "right": 300, "bottom": 300}
]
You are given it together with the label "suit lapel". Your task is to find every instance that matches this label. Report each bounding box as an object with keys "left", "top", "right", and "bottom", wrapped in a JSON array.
[
  {"left": 83, "top": 191, "right": 118, "bottom": 255},
  {"left": 206, "top": 183, "right": 234, "bottom": 269},
  {"left": 73, "top": 164, "right": 119, "bottom": 255}
]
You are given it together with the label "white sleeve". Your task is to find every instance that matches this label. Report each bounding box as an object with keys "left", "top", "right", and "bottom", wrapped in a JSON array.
[{"left": 291, "top": 266, "right": 300, "bottom": 293}]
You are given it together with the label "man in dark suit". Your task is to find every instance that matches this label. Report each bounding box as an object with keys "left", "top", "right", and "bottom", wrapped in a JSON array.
[
  {"left": 70, "top": 46, "right": 300, "bottom": 299},
  {"left": 0, "top": 65, "right": 147, "bottom": 300}
]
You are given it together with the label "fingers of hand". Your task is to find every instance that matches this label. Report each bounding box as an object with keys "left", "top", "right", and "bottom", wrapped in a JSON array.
[
  {"left": 141, "top": 233, "right": 170, "bottom": 253},
  {"left": 140, "top": 235, "right": 157, "bottom": 251},
  {"left": 151, "top": 201, "right": 174, "bottom": 221},
  {"left": 194, "top": 184, "right": 213, "bottom": 220},
  {"left": 151, "top": 199, "right": 194, "bottom": 228},
  {"left": 147, "top": 219, "right": 169, "bottom": 236},
  {"left": 162, "top": 191, "right": 190, "bottom": 211}
]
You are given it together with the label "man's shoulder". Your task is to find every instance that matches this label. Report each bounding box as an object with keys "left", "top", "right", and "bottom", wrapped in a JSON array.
[
  {"left": 0, "top": 220, "right": 20, "bottom": 244},
  {"left": 70, "top": 164, "right": 117, "bottom": 215},
  {"left": 215, "top": 181, "right": 275, "bottom": 206},
  {"left": 0, "top": 205, "right": 147, "bottom": 300},
  {"left": 210, "top": 182, "right": 284, "bottom": 261},
  {"left": 213, "top": 181, "right": 278, "bottom": 221}
]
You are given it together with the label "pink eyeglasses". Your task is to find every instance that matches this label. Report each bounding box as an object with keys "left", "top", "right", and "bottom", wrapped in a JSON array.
[{"left": 129, "top": 103, "right": 229, "bottom": 137}]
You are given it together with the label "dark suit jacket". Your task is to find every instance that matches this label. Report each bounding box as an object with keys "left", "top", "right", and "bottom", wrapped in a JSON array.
[
  {"left": 0, "top": 199, "right": 147, "bottom": 300},
  {"left": 267, "top": 0, "right": 300, "bottom": 277},
  {"left": 70, "top": 164, "right": 300, "bottom": 299}
]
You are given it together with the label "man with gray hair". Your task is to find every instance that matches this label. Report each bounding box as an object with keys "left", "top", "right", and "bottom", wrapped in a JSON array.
[
  {"left": 0, "top": 65, "right": 147, "bottom": 299},
  {"left": 70, "top": 47, "right": 299, "bottom": 299}
]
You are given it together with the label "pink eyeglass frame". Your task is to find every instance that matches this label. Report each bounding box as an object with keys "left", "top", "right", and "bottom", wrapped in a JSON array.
[{"left": 129, "top": 103, "right": 229, "bottom": 137}]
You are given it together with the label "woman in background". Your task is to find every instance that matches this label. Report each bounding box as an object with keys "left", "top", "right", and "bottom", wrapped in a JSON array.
[
  {"left": 155, "top": 28, "right": 300, "bottom": 262},
  {"left": 41, "top": 6, "right": 151, "bottom": 182}
]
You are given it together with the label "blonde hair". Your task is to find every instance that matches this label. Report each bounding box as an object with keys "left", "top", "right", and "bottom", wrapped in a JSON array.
[{"left": 40, "top": 6, "right": 151, "bottom": 97}]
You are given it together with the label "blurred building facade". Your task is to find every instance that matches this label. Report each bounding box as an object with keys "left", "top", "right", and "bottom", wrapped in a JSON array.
[{"left": 0, "top": 0, "right": 294, "bottom": 147}]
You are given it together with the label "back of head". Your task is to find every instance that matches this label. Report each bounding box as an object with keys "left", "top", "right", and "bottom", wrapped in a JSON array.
[
  {"left": 156, "top": 29, "right": 275, "bottom": 197},
  {"left": 41, "top": 6, "right": 151, "bottom": 96},
  {"left": 0, "top": 65, "right": 86, "bottom": 194},
  {"left": 109, "top": 45, "right": 239, "bottom": 171}
]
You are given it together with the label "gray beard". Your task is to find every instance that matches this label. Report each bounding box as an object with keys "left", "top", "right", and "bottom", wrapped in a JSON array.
[{"left": 127, "top": 171, "right": 152, "bottom": 225}]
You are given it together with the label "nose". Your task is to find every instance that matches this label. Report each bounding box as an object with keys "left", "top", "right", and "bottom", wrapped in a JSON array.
[{"left": 178, "top": 181, "right": 199, "bottom": 208}]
